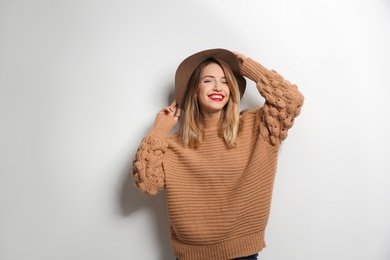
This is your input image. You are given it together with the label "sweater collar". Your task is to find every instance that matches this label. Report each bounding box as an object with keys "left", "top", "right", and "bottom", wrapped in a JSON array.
[{"left": 203, "top": 117, "right": 220, "bottom": 129}]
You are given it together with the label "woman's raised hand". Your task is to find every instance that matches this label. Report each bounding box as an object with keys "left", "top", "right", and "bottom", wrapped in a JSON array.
[
  {"left": 160, "top": 100, "right": 181, "bottom": 122},
  {"left": 232, "top": 51, "right": 247, "bottom": 66}
]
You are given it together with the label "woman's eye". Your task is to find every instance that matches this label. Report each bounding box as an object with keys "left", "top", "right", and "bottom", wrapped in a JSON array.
[{"left": 222, "top": 81, "right": 228, "bottom": 84}]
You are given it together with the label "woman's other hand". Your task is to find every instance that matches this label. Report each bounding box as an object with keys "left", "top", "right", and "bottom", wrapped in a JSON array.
[
  {"left": 232, "top": 51, "right": 247, "bottom": 66},
  {"left": 160, "top": 100, "right": 181, "bottom": 122}
]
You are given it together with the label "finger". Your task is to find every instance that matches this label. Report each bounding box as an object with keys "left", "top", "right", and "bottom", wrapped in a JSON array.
[
  {"left": 161, "top": 100, "right": 180, "bottom": 118},
  {"left": 232, "top": 51, "right": 241, "bottom": 57},
  {"left": 164, "top": 100, "right": 176, "bottom": 113},
  {"left": 169, "top": 100, "right": 178, "bottom": 110},
  {"left": 162, "top": 107, "right": 172, "bottom": 113},
  {"left": 174, "top": 107, "right": 181, "bottom": 117},
  {"left": 173, "top": 106, "right": 181, "bottom": 120}
]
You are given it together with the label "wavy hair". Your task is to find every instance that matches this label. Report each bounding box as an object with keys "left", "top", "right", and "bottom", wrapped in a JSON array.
[{"left": 179, "top": 57, "right": 241, "bottom": 148}]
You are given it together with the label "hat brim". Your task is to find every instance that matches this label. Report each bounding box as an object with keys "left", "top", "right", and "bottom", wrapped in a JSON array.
[{"left": 175, "top": 48, "right": 246, "bottom": 108}]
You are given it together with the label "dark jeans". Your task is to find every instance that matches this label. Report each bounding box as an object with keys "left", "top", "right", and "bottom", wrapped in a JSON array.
[
  {"left": 176, "top": 253, "right": 258, "bottom": 260},
  {"left": 233, "top": 253, "right": 259, "bottom": 260}
]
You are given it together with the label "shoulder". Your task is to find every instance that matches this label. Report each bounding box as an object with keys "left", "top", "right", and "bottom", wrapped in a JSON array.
[
  {"left": 239, "top": 108, "right": 262, "bottom": 132},
  {"left": 240, "top": 108, "right": 261, "bottom": 121},
  {"left": 166, "top": 132, "right": 184, "bottom": 148}
]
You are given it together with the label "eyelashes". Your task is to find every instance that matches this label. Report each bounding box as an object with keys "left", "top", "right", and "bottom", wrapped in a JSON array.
[{"left": 203, "top": 79, "right": 228, "bottom": 84}]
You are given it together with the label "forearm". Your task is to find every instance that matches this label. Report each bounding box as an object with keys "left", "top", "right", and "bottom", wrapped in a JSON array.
[
  {"left": 132, "top": 113, "right": 177, "bottom": 194},
  {"left": 241, "top": 58, "right": 304, "bottom": 145},
  {"left": 241, "top": 58, "right": 303, "bottom": 108}
]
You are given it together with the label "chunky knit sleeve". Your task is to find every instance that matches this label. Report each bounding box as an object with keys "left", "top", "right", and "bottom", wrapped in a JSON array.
[
  {"left": 132, "top": 113, "right": 177, "bottom": 195},
  {"left": 241, "top": 58, "right": 304, "bottom": 146}
]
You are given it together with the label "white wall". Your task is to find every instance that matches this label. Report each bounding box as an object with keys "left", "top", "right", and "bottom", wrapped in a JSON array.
[{"left": 1, "top": 0, "right": 389, "bottom": 259}]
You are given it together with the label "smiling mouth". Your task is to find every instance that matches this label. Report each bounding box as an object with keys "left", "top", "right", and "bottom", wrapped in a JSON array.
[{"left": 208, "top": 94, "right": 225, "bottom": 101}]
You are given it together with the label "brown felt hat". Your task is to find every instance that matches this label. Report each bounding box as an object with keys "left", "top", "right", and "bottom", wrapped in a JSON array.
[{"left": 175, "top": 48, "right": 246, "bottom": 108}]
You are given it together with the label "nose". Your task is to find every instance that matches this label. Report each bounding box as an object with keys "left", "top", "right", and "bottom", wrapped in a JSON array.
[{"left": 213, "top": 82, "right": 222, "bottom": 91}]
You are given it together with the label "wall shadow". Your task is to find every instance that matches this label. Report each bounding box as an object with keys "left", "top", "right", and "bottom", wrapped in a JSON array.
[
  {"left": 118, "top": 87, "right": 176, "bottom": 260},
  {"left": 119, "top": 164, "right": 174, "bottom": 260}
]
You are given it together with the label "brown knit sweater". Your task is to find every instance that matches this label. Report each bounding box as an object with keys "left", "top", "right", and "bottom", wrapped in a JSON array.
[{"left": 132, "top": 58, "right": 304, "bottom": 260}]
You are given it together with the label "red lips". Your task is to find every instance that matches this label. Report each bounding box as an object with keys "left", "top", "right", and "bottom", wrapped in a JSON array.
[{"left": 208, "top": 94, "right": 225, "bottom": 102}]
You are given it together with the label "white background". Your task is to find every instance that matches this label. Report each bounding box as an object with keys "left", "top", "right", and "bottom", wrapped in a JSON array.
[{"left": 1, "top": 0, "right": 390, "bottom": 259}]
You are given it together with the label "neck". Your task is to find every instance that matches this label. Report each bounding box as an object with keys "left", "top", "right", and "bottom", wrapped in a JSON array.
[
  {"left": 200, "top": 110, "right": 222, "bottom": 120},
  {"left": 203, "top": 117, "right": 219, "bottom": 129}
]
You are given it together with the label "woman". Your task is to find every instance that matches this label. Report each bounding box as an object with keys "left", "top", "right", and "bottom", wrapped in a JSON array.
[{"left": 132, "top": 48, "right": 304, "bottom": 260}]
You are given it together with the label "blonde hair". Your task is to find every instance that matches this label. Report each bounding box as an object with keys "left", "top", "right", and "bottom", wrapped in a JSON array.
[{"left": 179, "top": 57, "right": 241, "bottom": 148}]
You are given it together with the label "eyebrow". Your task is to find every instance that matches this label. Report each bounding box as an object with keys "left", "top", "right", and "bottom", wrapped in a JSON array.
[{"left": 202, "top": 75, "right": 226, "bottom": 79}]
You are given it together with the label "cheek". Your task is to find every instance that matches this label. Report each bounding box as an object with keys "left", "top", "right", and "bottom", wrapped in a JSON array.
[
  {"left": 195, "top": 87, "right": 202, "bottom": 100},
  {"left": 196, "top": 86, "right": 201, "bottom": 96},
  {"left": 197, "top": 84, "right": 209, "bottom": 97},
  {"left": 224, "top": 86, "right": 230, "bottom": 98},
  {"left": 195, "top": 87, "right": 205, "bottom": 104}
]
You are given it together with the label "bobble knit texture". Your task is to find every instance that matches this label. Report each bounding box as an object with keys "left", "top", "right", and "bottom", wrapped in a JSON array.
[{"left": 132, "top": 58, "right": 304, "bottom": 260}]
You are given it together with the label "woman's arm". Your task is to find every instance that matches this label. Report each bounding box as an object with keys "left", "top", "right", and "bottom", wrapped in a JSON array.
[
  {"left": 235, "top": 52, "right": 304, "bottom": 146},
  {"left": 132, "top": 101, "right": 181, "bottom": 195}
]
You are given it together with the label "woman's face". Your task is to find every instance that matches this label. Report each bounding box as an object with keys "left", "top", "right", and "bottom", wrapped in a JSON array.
[{"left": 196, "top": 62, "right": 230, "bottom": 119}]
